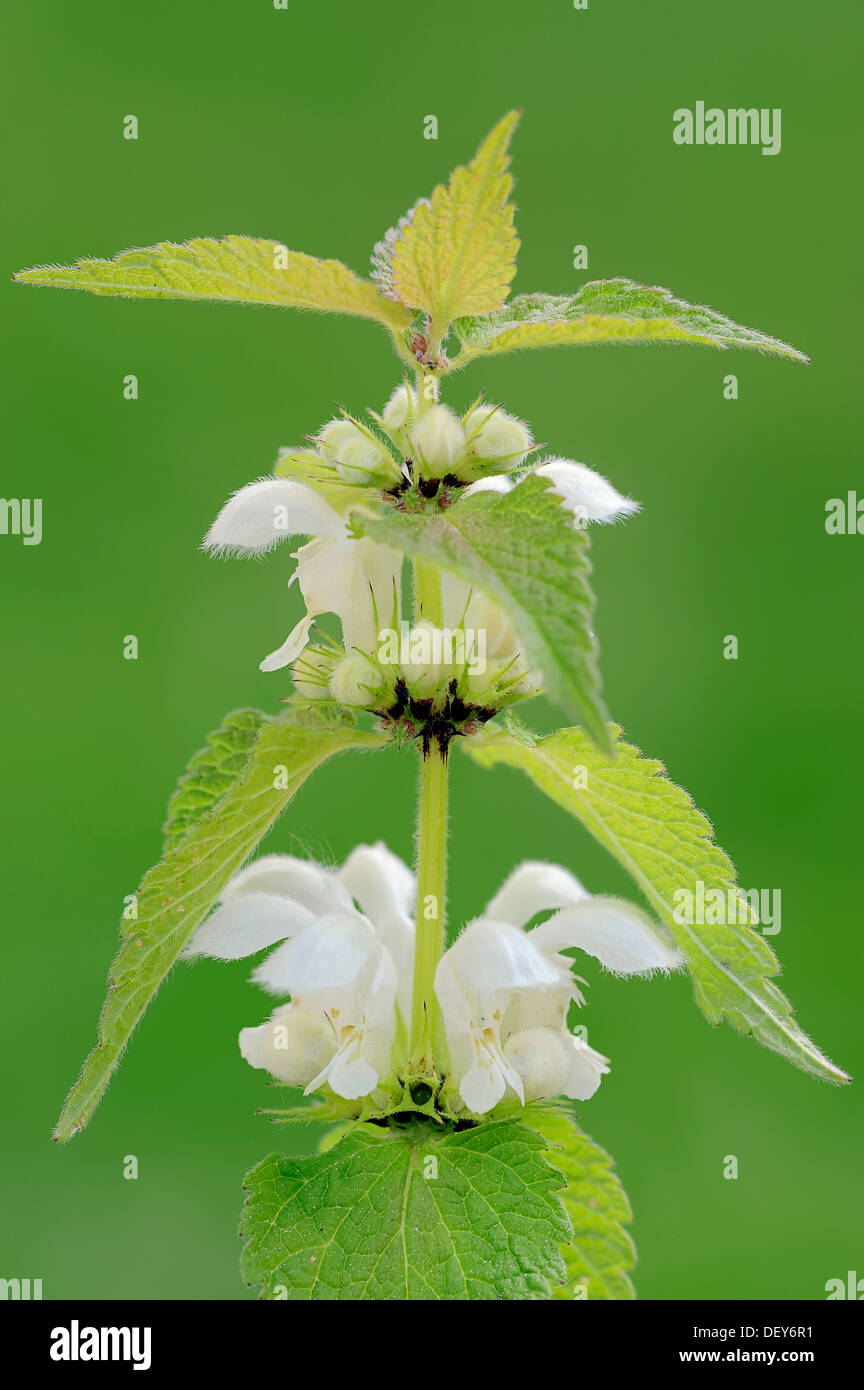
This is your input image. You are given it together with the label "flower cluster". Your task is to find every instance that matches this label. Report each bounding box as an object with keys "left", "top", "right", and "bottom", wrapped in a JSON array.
[
  {"left": 202, "top": 386, "right": 639, "bottom": 728},
  {"left": 184, "top": 844, "right": 681, "bottom": 1115}
]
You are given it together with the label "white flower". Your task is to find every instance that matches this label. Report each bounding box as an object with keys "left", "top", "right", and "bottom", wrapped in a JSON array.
[
  {"left": 435, "top": 859, "right": 683, "bottom": 1114},
  {"left": 184, "top": 846, "right": 680, "bottom": 1114},
  {"left": 202, "top": 479, "right": 402, "bottom": 673},
  {"left": 183, "top": 843, "right": 416, "bottom": 1101}
]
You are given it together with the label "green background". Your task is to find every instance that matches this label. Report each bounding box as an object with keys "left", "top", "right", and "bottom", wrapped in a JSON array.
[{"left": 2, "top": 0, "right": 861, "bottom": 1300}]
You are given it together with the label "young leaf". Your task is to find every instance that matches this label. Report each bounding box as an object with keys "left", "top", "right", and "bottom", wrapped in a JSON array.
[
  {"left": 464, "top": 722, "right": 848, "bottom": 1084},
  {"left": 54, "top": 714, "right": 388, "bottom": 1142},
  {"left": 351, "top": 474, "right": 612, "bottom": 752},
  {"left": 529, "top": 1106, "right": 636, "bottom": 1300},
  {"left": 14, "top": 236, "right": 411, "bottom": 333},
  {"left": 162, "top": 708, "right": 269, "bottom": 854},
  {"left": 451, "top": 279, "right": 809, "bottom": 367},
  {"left": 372, "top": 111, "right": 520, "bottom": 338},
  {"left": 240, "top": 1119, "right": 570, "bottom": 1300}
]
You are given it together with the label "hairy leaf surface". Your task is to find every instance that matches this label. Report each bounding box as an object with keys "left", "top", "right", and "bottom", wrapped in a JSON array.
[{"left": 240, "top": 1120, "right": 570, "bottom": 1300}]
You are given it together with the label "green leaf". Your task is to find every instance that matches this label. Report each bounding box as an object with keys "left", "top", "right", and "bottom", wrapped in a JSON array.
[
  {"left": 529, "top": 1106, "right": 636, "bottom": 1300},
  {"left": 373, "top": 111, "right": 520, "bottom": 336},
  {"left": 240, "top": 1118, "right": 571, "bottom": 1300},
  {"left": 451, "top": 279, "right": 809, "bottom": 366},
  {"left": 14, "top": 236, "right": 411, "bottom": 333},
  {"left": 351, "top": 474, "right": 612, "bottom": 751},
  {"left": 464, "top": 722, "right": 848, "bottom": 1084},
  {"left": 162, "top": 708, "right": 269, "bottom": 854},
  {"left": 53, "top": 715, "right": 388, "bottom": 1142}
]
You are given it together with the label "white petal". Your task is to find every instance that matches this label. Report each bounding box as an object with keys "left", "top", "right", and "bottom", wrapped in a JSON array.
[
  {"left": 250, "top": 911, "right": 377, "bottom": 994},
  {"left": 484, "top": 860, "right": 589, "bottom": 928},
  {"left": 259, "top": 613, "right": 315, "bottom": 671},
  {"left": 562, "top": 1036, "right": 611, "bottom": 1101},
  {"left": 182, "top": 893, "right": 314, "bottom": 961},
  {"left": 224, "top": 854, "right": 353, "bottom": 917},
  {"left": 202, "top": 478, "right": 344, "bottom": 556},
  {"left": 324, "top": 1052, "right": 378, "bottom": 1100},
  {"left": 459, "top": 1061, "right": 508, "bottom": 1115},
  {"left": 534, "top": 459, "right": 640, "bottom": 525},
  {"left": 529, "top": 896, "right": 684, "bottom": 976}
]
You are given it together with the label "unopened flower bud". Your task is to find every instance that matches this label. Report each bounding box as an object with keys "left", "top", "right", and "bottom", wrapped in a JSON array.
[
  {"left": 410, "top": 405, "right": 466, "bottom": 478},
  {"left": 330, "top": 654, "right": 387, "bottom": 708},
  {"left": 381, "top": 382, "right": 416, "bottom": 433},
  {"left": 398, "top": 621, "right": 457, "bottom": 697},
  {"left": 463, "top": 405, "right": 532, "bottom": 470},
  {"left": 318, "top": 419, "right": 398, "bottom": 486},
  {"left": 292, "top": 648, "right": 338, "bottom": 698}
]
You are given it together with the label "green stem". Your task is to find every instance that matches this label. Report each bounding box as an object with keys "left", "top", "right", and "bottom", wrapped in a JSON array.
[
  {"left": 413, "top": 559, "right": 444, "bottom": 625},
  {"left": 409, "top": 742, "right": 449, "bottom": 1074},
  {"left": 408, "top": 556, "right": 449, "bottom": 1075}
]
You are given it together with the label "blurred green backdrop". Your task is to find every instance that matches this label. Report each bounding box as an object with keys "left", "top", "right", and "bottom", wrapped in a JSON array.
[{"left": 1, "top": 0, "right": 861, "bottom": 1301}]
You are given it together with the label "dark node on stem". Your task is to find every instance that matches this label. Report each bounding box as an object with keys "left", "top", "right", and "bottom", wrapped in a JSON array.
[{"left": 376, "top": 674, "right": 501, "bottom": 756}]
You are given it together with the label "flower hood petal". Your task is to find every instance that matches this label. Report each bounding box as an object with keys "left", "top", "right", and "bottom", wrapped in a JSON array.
[
  {"left": 460, "top": 474, "right": 513, "bottom": 500},
  {"left": 534, "top": 458, "right": 640, "bottom": 524},
  {"left": 202, "top": 477, "right": 345, "bottom": 556},
  {"left": 182, "top": 893, "right": 316, "bottom": 961},
  {"left": 484, "top": 860, "right": 589, "bottom": 928},
  {"left": 223, "top": 854, "right": 354, "bottom": 916},
  {"left": 529, "top": 895, "right": 684, "bottom": 976}
]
